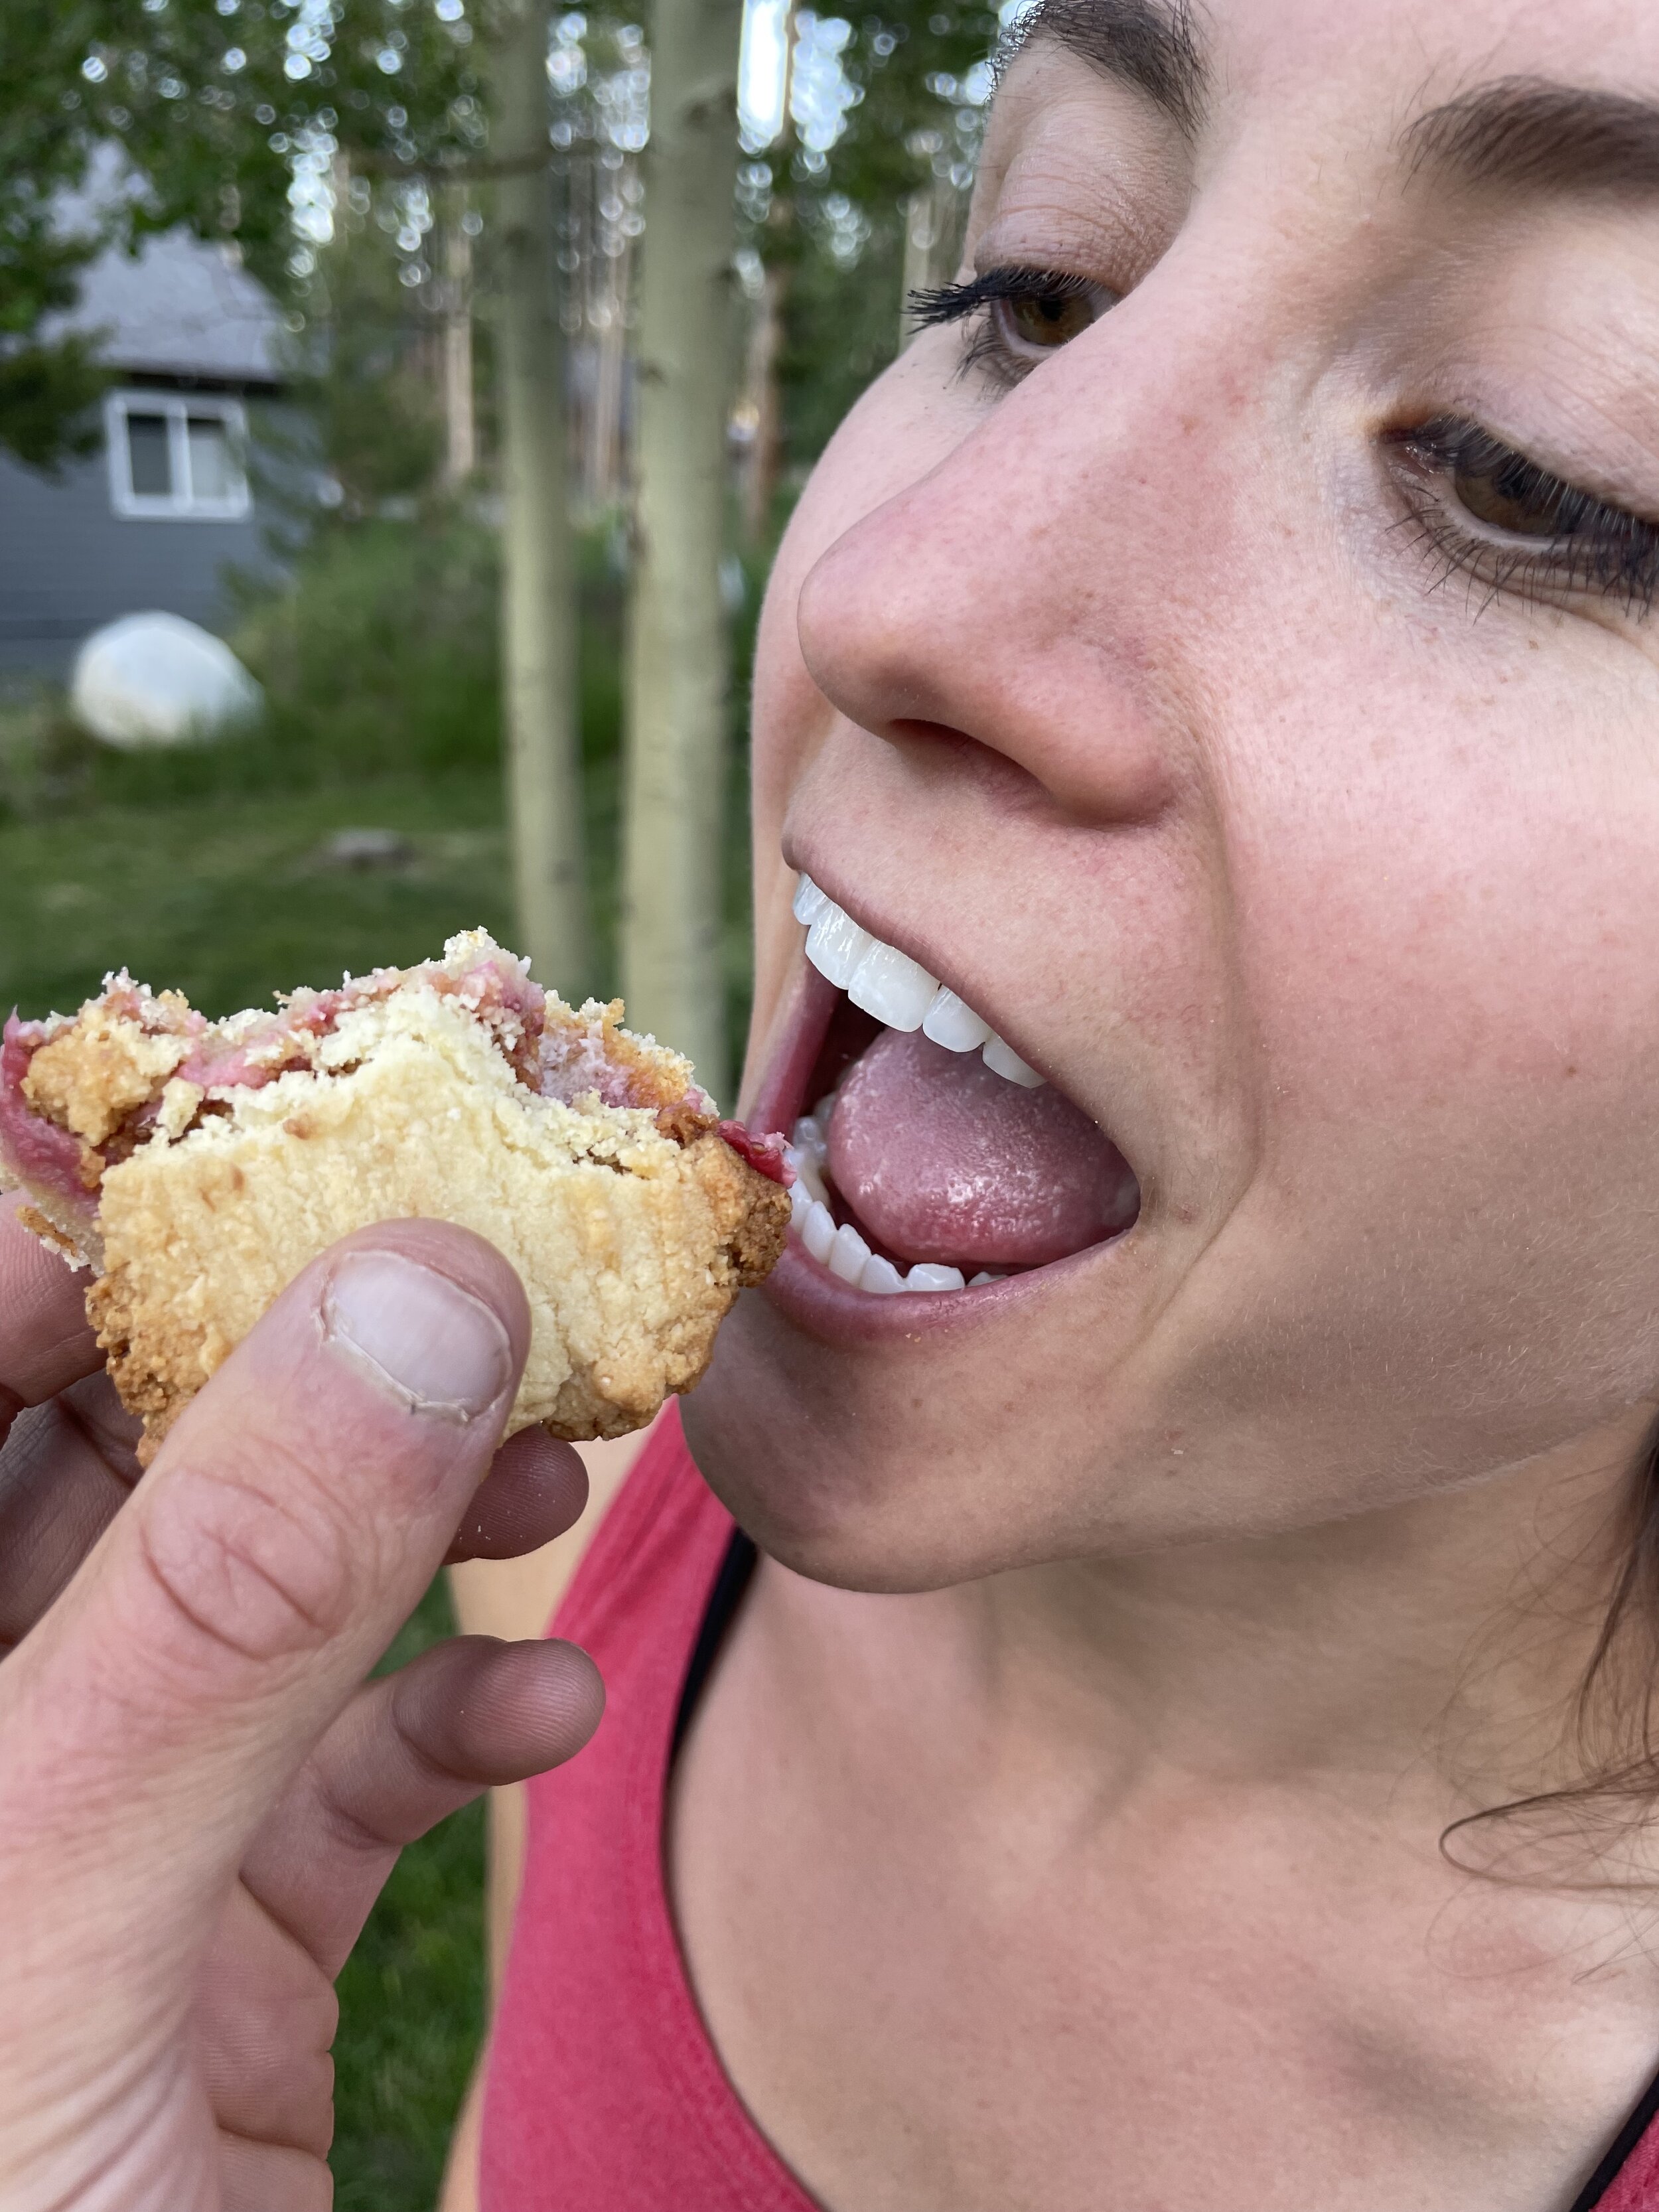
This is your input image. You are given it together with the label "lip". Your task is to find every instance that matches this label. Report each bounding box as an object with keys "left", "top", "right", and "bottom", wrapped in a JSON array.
[
  {"left": 745, "top": 960, "right": 841, "bottom": 1139},
  {"left": 740, "top": 931, "right": 1139, "bottom": 1347},
  {"left": 763, "top": 1225, "right": 1120, "bottom": 1342}
]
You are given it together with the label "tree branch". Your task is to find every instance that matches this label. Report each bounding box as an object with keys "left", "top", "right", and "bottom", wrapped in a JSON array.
[{"left": 342, "top": 147, "right": 552, "bottom": 181}]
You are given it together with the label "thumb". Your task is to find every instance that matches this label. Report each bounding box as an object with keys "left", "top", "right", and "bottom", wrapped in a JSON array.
[{"left": 0, "top": 1220, "right": 528, "bottom": 2010}]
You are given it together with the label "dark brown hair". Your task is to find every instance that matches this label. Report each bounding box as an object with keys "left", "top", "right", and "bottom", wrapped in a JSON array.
[{"left": 1443, "top": 1421, "right": 1659, "bottom": 1883}]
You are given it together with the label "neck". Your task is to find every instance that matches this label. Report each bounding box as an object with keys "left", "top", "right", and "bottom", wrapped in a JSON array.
[
  {"left": 974, "top": 1410, "right": 1656, "bottom": 1818},
  {"left": 771, "top": 1404, "right": 1659, "bottom": 1838}
]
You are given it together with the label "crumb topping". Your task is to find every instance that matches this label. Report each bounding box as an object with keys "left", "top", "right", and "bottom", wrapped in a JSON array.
[
  {"left": 23, "top": 1005, "right": 193, "bottom": 1146},
  {"left": 0, "top": 932, "right": 774, "bottom": 1226},
  {"left": 536, "top": 997, "right": 713, "bottom": 1134}
]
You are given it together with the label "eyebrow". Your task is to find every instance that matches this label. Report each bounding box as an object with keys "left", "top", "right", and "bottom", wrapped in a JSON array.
[
  {"left": 1008, "top": 0, "right": 1205, "bottom": 135},
  {"left": 1008, "top": 13, "right": 1659, "bottom": 210},
  {"left": 1406, "top": 78, "right": 1659, "bottom": 196}
]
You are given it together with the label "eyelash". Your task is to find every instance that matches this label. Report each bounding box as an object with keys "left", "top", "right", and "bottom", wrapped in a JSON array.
[
  {"left": 911, "top": 265, "right": 1659, "bottom": 621},
  {"left": 1384, "top": 417, "right": 1659, "bottom": 620},
  {"left": 908, "top": 266, "right": 1108, "bottom": 390}
]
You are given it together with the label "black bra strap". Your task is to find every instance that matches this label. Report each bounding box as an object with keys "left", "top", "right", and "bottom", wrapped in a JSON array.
[
  {"left": 1568, "top": 2062, "right": 1659, "bottom": 2211},
  {"left": 671, "top": 1526, "right": 758, "bottom": 1761}
]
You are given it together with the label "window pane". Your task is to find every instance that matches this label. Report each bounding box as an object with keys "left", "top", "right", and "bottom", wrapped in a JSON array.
[
  {"left": 186, "top": 416, "right": 233, "bottom": 502},
  {"left": 125, "top": 413, "right": 173, "bottom": 497}
]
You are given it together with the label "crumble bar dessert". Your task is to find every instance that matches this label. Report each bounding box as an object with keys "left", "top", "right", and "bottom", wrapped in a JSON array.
[{"left": 1, "top": 931, "right": 790, "bottom": 1462}]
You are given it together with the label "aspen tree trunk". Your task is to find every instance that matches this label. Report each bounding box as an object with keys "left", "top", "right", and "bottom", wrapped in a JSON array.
[
  {"left": 900, "top": 175, "right": 968, "bottom": 347},
  {"left": 620, "top": 0, "right": 743, "bottom": 1099},
  {"left": 737, "top": 261, "right": 783, "bottom": 542},
  {"left": 440, "top": 200, "right": 476, "bottom": 488},
  {"left": 489, "top": 0, "right": 593, "bottom": 999},
  {"left": 590, "top": 228, "right": 630, "bottom": 507}
]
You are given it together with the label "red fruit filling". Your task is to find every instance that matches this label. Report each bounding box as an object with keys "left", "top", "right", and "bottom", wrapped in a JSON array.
[{"left": 718, "top": 1121, "right": 792, "bottom": 1187}]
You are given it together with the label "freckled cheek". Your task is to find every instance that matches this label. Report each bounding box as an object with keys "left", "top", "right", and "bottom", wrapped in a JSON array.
[{"left": 1236, "top": 767, "right": 1659, "bottom": 1136}]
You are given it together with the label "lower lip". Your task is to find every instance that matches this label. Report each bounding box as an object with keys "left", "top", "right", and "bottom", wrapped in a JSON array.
[
  {"left": 741, "top": 963, "right": 1136, "bottom": 1345},
  {"left": 761, "top": 1231, "right": 1111, "bottom": 1342}
]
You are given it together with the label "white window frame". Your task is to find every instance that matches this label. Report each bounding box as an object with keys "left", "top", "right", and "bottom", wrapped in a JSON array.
[{"left": 106, "top": 391, "right": 252, "bottom": 522}]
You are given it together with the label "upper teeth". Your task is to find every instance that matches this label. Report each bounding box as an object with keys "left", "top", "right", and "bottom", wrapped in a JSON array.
[{"left": 791, "top": 874, "right": 1043, "bottom": 1088}]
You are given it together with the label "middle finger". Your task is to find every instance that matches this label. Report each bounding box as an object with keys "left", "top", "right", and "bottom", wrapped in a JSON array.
[
  {"left": 0, "top": 1396, "right": 587, "bottom": 1652},
  {"left": 239, "top": 1631, "right": 603, "bottom": 1975},
  {"left": 445, "top": 1424, "right": 590, "bottom": 1562}
]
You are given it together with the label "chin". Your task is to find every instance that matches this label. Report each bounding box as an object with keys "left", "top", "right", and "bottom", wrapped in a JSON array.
[
  {"left": 678, "top": 1295, "right": 1033, "bottom": 1592},
  {"left": 680, "top": 1258, "right": 1179, "bottom": 1593}
]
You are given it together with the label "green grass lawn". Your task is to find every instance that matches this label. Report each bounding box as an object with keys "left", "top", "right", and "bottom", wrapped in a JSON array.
[
  {"left": 335, "top": 1576, "right": 486, "bottom": 2212},
  {"left": 0, "top": 765, "right": 514, "bottom": 2211},
  {"left": 0, "top": 769, "right": 517, "bottom": 1022}
]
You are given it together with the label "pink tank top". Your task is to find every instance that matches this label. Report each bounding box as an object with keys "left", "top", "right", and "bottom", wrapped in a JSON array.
[
  {"left": 480, "top": 1405, "right": 817, "bottom": 2209},
  {"left": 478, "top": 1406, "right": 1659, "bottom": 2212}
]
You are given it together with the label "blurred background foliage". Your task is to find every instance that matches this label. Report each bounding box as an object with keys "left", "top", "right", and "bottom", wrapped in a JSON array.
[
  {"left": 287, "top": 225, "right": 450, "bottom": 509},
  {"left": 0, "top": 504, "right": 762, "bottom": 1041},
  {"left": 1, "top": 0, "right": 1003, "bottom": 2199},
  {"left": 2, "top": 0, "right": 999, "bottom": 488}
]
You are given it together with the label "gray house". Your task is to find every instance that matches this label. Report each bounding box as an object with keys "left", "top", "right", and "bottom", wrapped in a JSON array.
[{"left": 0, "top": 222, "right": 293, "bottom": 682}]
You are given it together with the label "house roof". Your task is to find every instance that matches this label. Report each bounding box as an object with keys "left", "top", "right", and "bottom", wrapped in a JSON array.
[
  {"left": 45, "top": 147, "right": 288, "bottom": 388},
  {"left": 70, "top": 227, "right": 288, "bottom": 387}
]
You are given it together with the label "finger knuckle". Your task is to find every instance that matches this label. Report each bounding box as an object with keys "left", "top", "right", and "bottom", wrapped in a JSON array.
[
  {"left": 390, "top": 1647, "right": 484, "bottom": 1782},
  {"left": 139, "top": 1460, "right": 358, "bottom": 1669}
]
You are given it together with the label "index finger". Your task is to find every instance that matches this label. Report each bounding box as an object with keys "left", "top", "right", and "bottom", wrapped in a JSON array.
[{"left": 0, "top": 1192, "right": 101, "bottom": 1448}]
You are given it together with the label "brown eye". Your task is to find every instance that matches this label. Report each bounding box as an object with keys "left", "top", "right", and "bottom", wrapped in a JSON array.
[
  {"left": 908, "top": 265, "right": 1118, "bottom": 385},
  {"left": 1450, "top": 450, "right": 1569, "bottom": 539},
  {"left": 998, "top": 285, "right": 1098, "bottom": 350},
  {"left": 1384, "top": 414, "right": 1659, "bottom": 615}
]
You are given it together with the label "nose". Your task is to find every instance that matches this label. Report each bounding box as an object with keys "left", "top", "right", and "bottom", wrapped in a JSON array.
[{"left": 793, "top": 330, "right": 1204, "bottom": 828}]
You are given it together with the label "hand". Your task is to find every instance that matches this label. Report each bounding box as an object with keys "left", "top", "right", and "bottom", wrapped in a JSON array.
[{"left": 0, "top": 1195, "right": 604, "bottom": 2211}]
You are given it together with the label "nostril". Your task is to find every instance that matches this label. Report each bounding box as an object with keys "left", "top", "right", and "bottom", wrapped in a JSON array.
[
  {"left": 885, "top": 719, "right": 1055, "bottom": 810},
  {"left": 890, "top": 717, "right": 970, "bottom": 747}
]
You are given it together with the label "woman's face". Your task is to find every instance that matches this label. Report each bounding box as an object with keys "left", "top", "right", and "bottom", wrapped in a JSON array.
[{"left": 685, "top": 0, "right": 1659, "bottom": 1590}]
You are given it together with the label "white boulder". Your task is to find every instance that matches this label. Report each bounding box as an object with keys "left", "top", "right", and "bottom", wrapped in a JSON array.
[{"left": 71, "top": 612, "right": 262, "bottom": 749}]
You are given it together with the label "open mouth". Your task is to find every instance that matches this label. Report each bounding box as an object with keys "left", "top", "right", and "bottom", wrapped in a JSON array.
[{"left": 760, "top": 874, "right": 1141, "bottom": 1301}]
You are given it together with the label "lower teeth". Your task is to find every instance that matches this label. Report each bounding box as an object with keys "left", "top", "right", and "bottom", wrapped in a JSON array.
[{"left": 785, "top": 1147, "right": 981, "bottom": 1297}]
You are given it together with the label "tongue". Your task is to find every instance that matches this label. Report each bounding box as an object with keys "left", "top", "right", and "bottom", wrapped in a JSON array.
[{"left": 826, "top": 1029, "right": 1139, "bottom": 1269}]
